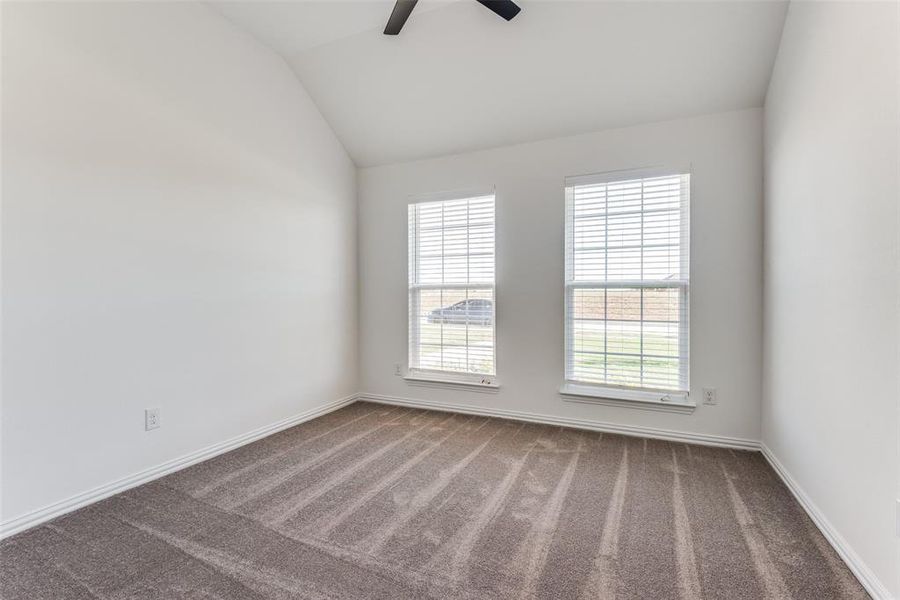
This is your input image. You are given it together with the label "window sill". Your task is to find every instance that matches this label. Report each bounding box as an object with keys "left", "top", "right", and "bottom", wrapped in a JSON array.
[
  {"left": 559, "top": 383, "right": 695, "bottom": 414},
  {"left": 404, "top": 372, "right": 500, "bottom": 393}
]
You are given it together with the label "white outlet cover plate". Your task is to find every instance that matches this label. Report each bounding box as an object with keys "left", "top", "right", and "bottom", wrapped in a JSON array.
[{"left": 145, "top": 408, "right": 160, "bottom": 430}]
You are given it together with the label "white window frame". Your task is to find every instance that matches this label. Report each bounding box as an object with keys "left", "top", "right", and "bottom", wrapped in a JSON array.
[
  {"left": 561, "top": 167, "right": 692, "bottom": 407},
  {"left": 407, "top": 188, "right": 497, "bottom": 389}
]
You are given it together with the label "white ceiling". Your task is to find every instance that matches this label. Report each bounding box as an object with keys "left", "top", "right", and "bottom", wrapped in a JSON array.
[{"left": 213, "top": 1, "right": 788, "bottom": 167}]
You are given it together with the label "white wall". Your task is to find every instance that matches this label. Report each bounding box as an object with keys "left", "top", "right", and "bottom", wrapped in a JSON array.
[
  {"left": 763, "top": 2, "right": 900, "bottom": 597},
  {"left": 0, "top": 2, "right": 357, "bottom": 524},
  {"left": 359, "top": 109, "right": 763, "bottom": 444}
]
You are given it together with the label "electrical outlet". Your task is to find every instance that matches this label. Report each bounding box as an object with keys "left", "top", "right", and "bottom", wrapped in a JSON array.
[
  {"left": 394, "top": 363, "right": 402, "bottom": 376},
  {"left": 145, "top": 408, "right": 160, "bottom": 431},
  {"left": 702, "top": 388, "right": 717, "bottom": 406}
]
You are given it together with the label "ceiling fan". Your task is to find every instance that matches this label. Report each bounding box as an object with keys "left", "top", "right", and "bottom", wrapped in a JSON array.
[{"left": 384, "top": 0, "right": 522, "bottom": 35}]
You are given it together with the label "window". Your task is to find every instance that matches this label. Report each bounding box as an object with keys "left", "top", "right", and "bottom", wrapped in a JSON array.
[
  {"left": 564, "top": 170, "right": 690, "bottom": 395},
  {"left": 408, "top": 192, "right": 495, "bottom": 380}
]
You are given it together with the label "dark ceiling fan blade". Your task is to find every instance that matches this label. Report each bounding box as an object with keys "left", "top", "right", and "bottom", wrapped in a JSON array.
[
  {"left": 475, "top": 0, "right": 521, "bottom": 21},
  {"left": 384, "top": 0, "right": 419, "bottom": 35}
]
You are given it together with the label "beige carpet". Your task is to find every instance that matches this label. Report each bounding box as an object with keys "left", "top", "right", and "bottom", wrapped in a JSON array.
[{"left": 0, "top": 402, "right": 867, "bottom": 599}]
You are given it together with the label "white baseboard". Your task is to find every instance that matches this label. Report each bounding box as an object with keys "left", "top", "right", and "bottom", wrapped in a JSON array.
[
  {"left": 358, "top": 392, "right": 760, "bottom": 450},
  {"left": 760, "top": 444, "right": 893, "bottom": 600},
  {"left": 0, "top": 394, "right": 358, "bottom": 540}
]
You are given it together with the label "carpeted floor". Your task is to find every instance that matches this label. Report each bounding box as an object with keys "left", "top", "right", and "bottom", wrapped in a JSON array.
[{"left": 0, "top": 402, "right": 868, "bottom": 599}]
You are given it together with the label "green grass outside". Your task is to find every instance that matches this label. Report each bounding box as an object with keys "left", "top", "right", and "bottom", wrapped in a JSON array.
[{"left": 414, "top": 321, "right": 682, "bottom": 387}]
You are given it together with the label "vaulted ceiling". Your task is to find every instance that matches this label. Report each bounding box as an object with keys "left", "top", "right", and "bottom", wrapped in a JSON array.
[{"left": 212, "top": 1, "right": 788, "bottom": 167}]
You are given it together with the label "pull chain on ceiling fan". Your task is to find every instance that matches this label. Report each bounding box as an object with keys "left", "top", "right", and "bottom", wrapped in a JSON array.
[{"left": 384, "top": 0, "right": 522, "bottom": 35}]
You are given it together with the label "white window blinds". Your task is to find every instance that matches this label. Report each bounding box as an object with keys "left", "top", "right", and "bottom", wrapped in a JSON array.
[
  {"left": 408, "top": 193, "right": 495, "bottom": 377},
  {"left": 565, "top": 171, "right": 690, "bottom": 392}
]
